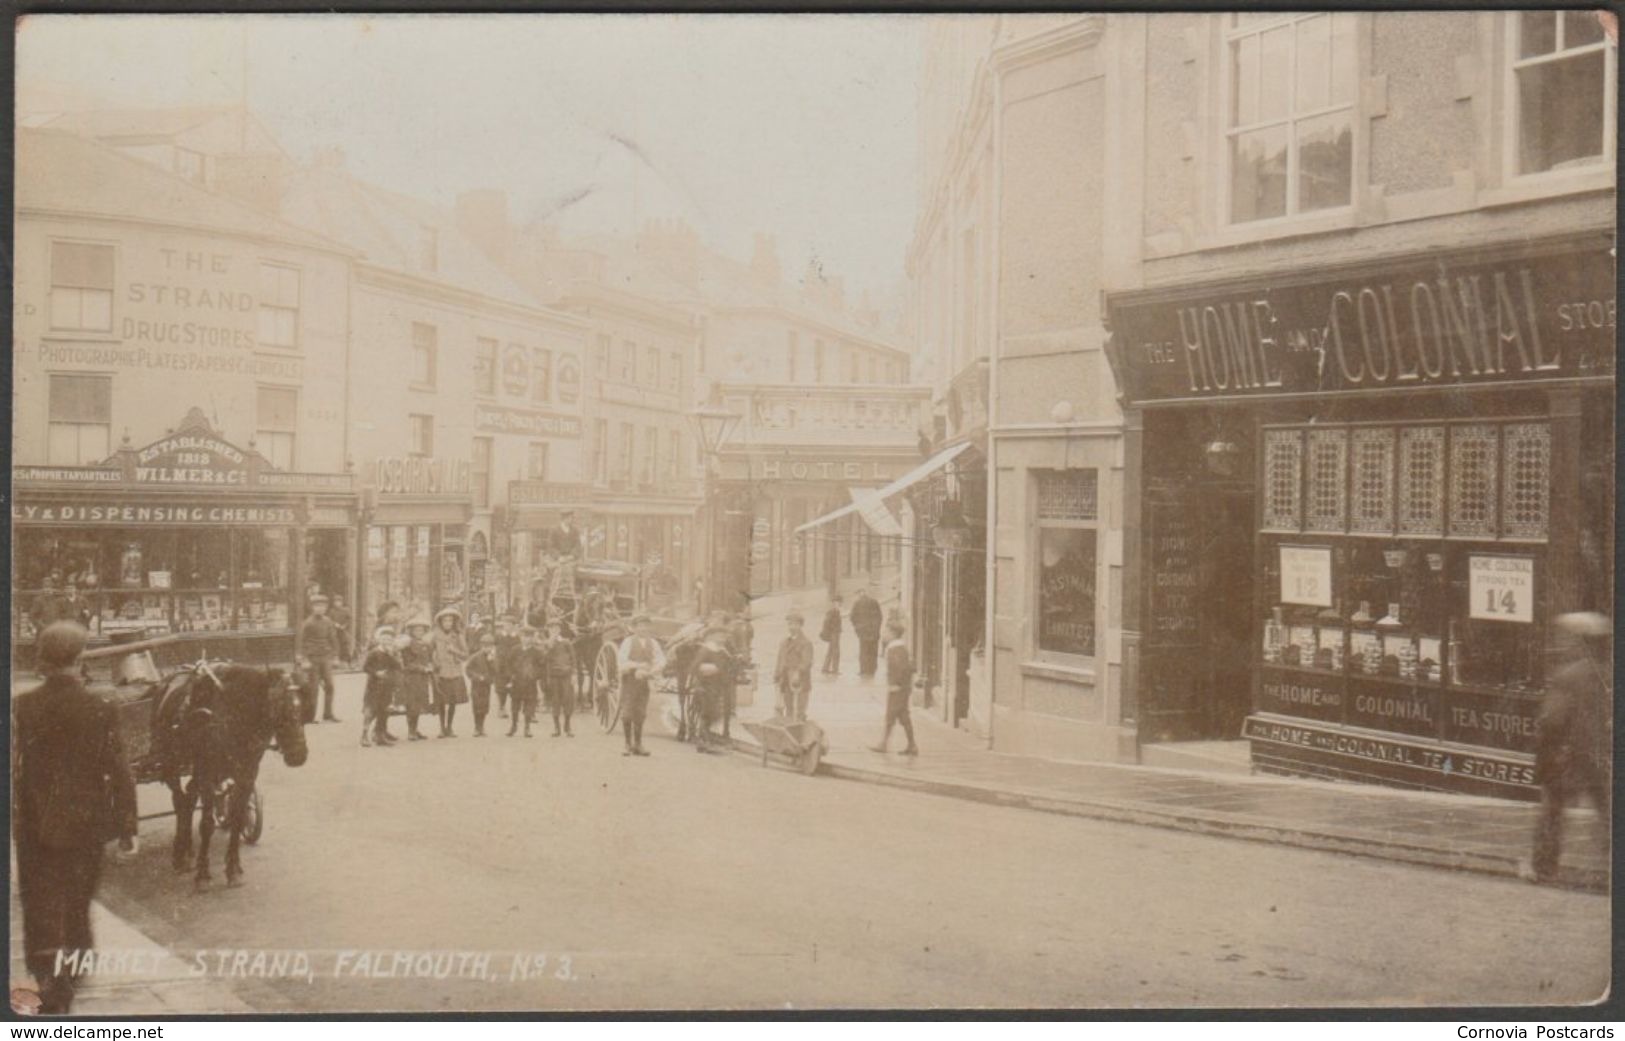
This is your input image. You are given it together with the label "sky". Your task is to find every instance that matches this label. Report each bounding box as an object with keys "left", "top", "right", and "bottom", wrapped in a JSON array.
[{"left": 17, "top": 13, "right": 923, "bottom": 312}]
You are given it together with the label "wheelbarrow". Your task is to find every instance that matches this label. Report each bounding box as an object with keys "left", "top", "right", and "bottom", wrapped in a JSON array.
[{"left": 741, "top": 716, "right": 828, "bottom": 776}]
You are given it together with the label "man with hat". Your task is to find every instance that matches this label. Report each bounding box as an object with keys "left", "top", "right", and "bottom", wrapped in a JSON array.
[
  {"left": 298, "top": 593, "right": 342, "bottom": 723},
  {"left": 1532, "top": 611, "right": 1613, "bottom": 882},
  {"left": 13, "top": 622, "right": 139, "bottom": 1014},
  {"left": 616, "top": 614, "right": 666, "bottom": 756},
  {"left": 551, "top": 509, "right": 584, "bottom": 561}
]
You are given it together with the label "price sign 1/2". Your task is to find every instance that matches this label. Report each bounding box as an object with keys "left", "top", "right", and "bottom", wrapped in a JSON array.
[
  {"left": 1468, "top": 555, "right": 1535, "bottom": 623},
  {"left": 1279, "top": 545, "right": 1333, "bottom": 608}
]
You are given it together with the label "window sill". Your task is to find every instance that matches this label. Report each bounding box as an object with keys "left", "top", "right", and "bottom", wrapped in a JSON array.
[
  {"left": 1479, "top": 167, "right": 1615, "bottom": 210},
  {"left": 1147, "top": 208, "right": 1357, "bottom": 260},
  {"left": 41, "top": 330, "right": 120, "bottom": 342},
  {"left": 1020, "top": 659, "right": 1096, "bottom": 685}
]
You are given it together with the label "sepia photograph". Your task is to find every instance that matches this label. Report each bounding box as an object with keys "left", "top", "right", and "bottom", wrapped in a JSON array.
[{"left": 6, "top": 8, "right": 1617, "bottom": 1017}]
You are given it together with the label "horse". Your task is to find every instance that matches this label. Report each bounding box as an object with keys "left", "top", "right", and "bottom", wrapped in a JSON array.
[
  {"left": 154, "top": 664, "right": 309, "bottom": 887},
  {"left": 572, "top": 591, "right": 607, "bottom": 709}
]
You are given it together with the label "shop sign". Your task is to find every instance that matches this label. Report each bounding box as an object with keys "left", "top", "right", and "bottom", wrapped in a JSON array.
[
  {"left": 1345, "top": 678, "right": 1438, "bottom": 738},
  {"left": 13, "top": 465, "right": 123, "bottom": 484},
  {"left": 134, "top": 432, "right": 249, "bottom": 485},
  {"left": 1441, "top": 686, "right": 1540, "bottom": 754},
  {"left": 1109, "top": 240, "right": 1616, "bottom": 405},
  {"left": 1278, "top": 545, "right": 1333, "bottom": 608},
  {"left": 373, "top": 456, "right": 472, "bottom": 498},
  {"left": 12, "top": 501, "right": 301, "bottom": 526},
  {"left": 256, "top": 471, "right": 354, "bottom": 490},
  {"left": 1147, "top": 501, "right": 1200, "bottom": 642},
  {"left": 725, "top": 457, "right": 903, "bottom": 483},
  {"left": 509, "top": 481, "right": 594, "bottom": 507},
  {"left": 1468, "top": 555, "right": 1534, "bottom": 623},
  {"left": 1257, "top": 669, "right": 1343, "bottom": 723},
  {"left": 501, "top": 345, "right": 530, "bottom": 398},
  {"left": 557, "top": 354, "right": 581, "bottom": 405},
  {"left": 475, "top": 403, "right": 584, "bottom": 439},
  {"left": 1244, "top": 716, "right": 1537, "bottom": 788}
]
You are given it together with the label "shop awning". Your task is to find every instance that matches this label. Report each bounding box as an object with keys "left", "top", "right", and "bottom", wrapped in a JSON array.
[
  {"left": 794, "top": 441, "right": 973, "bottom": 535},
  {"left": 849, "top": 487, "right": 903, "bottom": 537}
]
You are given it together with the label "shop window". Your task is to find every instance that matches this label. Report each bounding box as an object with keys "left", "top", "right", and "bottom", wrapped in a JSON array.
[
  {"left": 1448, "top": 425, "right": 1499, "bottom": 539},
  {"left": 411, "top": 322, "right": 437, "bottom": 388},
  {"left": 1398, "top": 427, "right": 1446, "bottom": 536},
  {"left": 1500, "top": 423, "right": 1552, "bottom": 540},
  {"left": 1509, "top": 11, "right": 1615, "bottom": 177},
  {"left": 620, "top": 340, "right": 637, "bottom": 382},
  {"left": 1262, "top": 428, "right": 1304, "bottom": 532},
  {"left": 1225, "top": 12, "right": 1356, "bottom": 223},
  {"left": 472, "top": 436, "right": 493, "bottom": 509},
  {"left": 532, "top": 348, "right": 552, "bottom": 403},
  {"left": 47, "top": 373, "right": 112, "bottom": 465},
  {"left": 409, "top": 414, "right": 434, "bottom": 458},
  {"left": 255, "top": 385, "right": 298, "bottom": 470},
  {"left": 1034, "top": 469, "right": 1098, "bottom": 661},
  {"left": 257, "top": 263, "right": 300, "bottom": 350},
  {"left": 1349, "top": 427, "right": 1395, "bottom": 534},
  {"left": 1304, "top": 428, "right": 1349, "bottom": 533},
  {"left": 474, "top": 338, "right": 498, "bottom": 397},
  {"left": 527, "top": 441, "right": 549, "bottom": 481},
  {"left": 668, "top": 351, "right": 682, "bottom": 392},
  {"left": 49, "top": 241, "right": 114, "bottom": 332}
]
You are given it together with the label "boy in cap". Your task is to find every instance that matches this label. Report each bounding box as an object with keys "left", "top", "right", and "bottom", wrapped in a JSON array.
[
  {"left": 543, "top": 620, "right": 579, "bottom": 737},
  {"left": 507, "top": 627, "right": 542, "bottom": 738},
  {"left": 616, "top": 615, "right": 666, "bottom": 756},
  {"left": 870, "top": 619, "right": 919, "bottom": 756},
  {"left": 494, "top": 611, "right": 522, "bottom": 719},
  {"left": 361, "top": 626, "right": 402, "bottom": 747},
  {"left": 774, "top": 611, "right": 815, "bottom": 722},
  {"left": 298, "top": 593, "right": 342, "bottom": 723},
  {"left": 687, "top": 624, "right": 735, "bottom": 755},
  {"left": 465, "top": 630, "right": 499, "bottom": 738}
]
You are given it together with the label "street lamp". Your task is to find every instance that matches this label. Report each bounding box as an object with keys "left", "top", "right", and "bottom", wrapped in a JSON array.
[{"left": 689, "top": 402, "right": 741, "bottom": 617}]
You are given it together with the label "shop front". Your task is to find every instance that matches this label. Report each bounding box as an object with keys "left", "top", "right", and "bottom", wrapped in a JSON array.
[
  {"left": 359, "top": 455, "right": 473, "bottom": 626},
  {"left": 12, "top": 408, "right": 358, "bottom": 664},
  {"left": 1107, "top": 231, "right": 1615, "bottom": 799}
]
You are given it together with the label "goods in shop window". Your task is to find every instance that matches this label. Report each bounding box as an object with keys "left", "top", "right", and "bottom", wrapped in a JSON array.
[
  {"left": 1262, "top": 607, "right": 1285, "bottom": 663},
  {"left": 1317, "top": 626, "right": 1344, "bottom": 671},
  {"left": 1350, "top": 600, "right": 1373, "bottom": 624},
  {"left": 1376, "top": 602, "right": 1402, "bottom": 628},
  {"left": 1284, "top": 625, "right": 1315, "bottom": 667},
  {"left": 1417, "top": 637, "right": 1442, "bottom": 683},
  {"left": 120, "top": 543, "right": 144, "bottom": 587},
  {"left": 1351, "top": 630, "right": 1380, "bottom": 675},
  {"left": 148, "top": 570, "right": 172, "bottom": 590}
]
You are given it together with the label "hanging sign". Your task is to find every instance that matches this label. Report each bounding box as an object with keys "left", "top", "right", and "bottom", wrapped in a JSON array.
[
  {"left": 1468, "top": 555, "right": 1534, "bottom": 623},
  {"left": 1279, "top": 545, "right": 1333, "bottom": 608}
]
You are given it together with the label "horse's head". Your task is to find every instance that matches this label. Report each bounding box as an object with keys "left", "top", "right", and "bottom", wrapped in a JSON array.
[{"left": 263, "top": 668, "right": 309, "bottom": 767}]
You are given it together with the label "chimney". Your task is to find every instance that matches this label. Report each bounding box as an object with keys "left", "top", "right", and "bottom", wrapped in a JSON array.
[
  {"left": 455, "top": 189, "right": 511, "bottom": 263},
  {"left": 750, "top": 233, "right": 780, "bottom": 287}
]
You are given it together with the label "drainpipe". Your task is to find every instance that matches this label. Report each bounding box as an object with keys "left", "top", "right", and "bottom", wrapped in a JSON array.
[{"left": 981, "top": 51, "right": 1004, "bottom": 751}]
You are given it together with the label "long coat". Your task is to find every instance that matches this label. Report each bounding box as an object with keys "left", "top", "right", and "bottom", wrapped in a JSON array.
[
  {"left": 399, "top": 639, "right": 435, "bottom": 714},
  {"left": 849, "top": 594, "right": 883, "bottom": 640}
]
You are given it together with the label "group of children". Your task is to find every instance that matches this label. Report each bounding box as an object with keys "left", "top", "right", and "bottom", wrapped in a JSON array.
[{"left": 358, "top": 610, "right": 585, "bottom": 746}]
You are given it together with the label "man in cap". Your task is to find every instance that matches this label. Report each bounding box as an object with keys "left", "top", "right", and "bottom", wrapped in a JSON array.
[
  {"left": 298, "top": 593, "right": 342, "bottom": 723},
  {"left": 508, "top": 626, "right": 543, "bottom": 738},
  {"left": 13, "top": 622, "right": 139, "bottom": 1014},
  {"left": 551, "top": 509, "right": 584, "bottom": 561},
  {"left": 1531, "top": 611, "right": 1613, "bottom": 882},
  {"left": 616, "top": 615, "right": 666, "bottom": 756}
]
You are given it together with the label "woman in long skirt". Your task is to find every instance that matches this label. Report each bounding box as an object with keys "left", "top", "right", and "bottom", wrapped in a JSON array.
[
  {"left": 431, "top": 606, "right": 471, "bottom": 737},
  {"left": 399, "top": 616, "right": 435, "bottom": 741}
]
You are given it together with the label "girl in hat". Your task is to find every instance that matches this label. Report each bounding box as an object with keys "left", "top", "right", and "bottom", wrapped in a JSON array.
[
  {"left": 361, "top": 626, "right": 402, "bottom": 747},
  {"left": 432, "top": 607, "right": 470, "bottom": 738},
  {"left": 399, "top": 617, "right": 435, "bottom": 741}
]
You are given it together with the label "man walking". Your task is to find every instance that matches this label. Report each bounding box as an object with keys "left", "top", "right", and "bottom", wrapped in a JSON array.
[
  {"left": 298, "top": 593, "right": 342, "bottom": 722},
  {"left": 617, "top": 615, "right": 666, "bottom": 757},
  {"left": 870, "top": 619, "right": 919, "bottom": 756},
  {"left": 13, "top": 622, "right": 139, "bottom": 1015},
  {"left": 774, "top": 611, "right": 816, "bottom": 722},
  {"left": 819, "top": 594, "right": 843, "bottom": 676},
  {"left": 1532, "top": 611, "right": 1613, "bottom": 882},
  {"left": 849, "top": 585, "right": 883, "bottom": 679}
]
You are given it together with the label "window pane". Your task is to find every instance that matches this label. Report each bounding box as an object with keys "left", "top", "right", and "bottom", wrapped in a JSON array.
[
  {"left": 1297, "top": 110, "right": 1353, "bottom": 211},
  {"left": 81, "top": 290, "right": 112, "bottom": 331},
  {"left": 48, "top": 424, "right": 81, "bottom": 464},
  {"left": 1259, "top": 25, "right": 1293, "bottom": 122},
  {"left": 1517, "top": 51, "right": 1607, "bottom": 174},
  {"left": 82, "top": 423, "right": 110, "bottom": 464},
  {"left": 1564, "top": 10, "right": 1606, "bottom": 48},
  {"left": 1519, "top": 10, "right": 1558, "bottom": 57},
  {"left": 257, "top": 386, "right": 298, "bottom": 430},
  {"left": 51, "top": 242, "right": 114, "bottom": 289},
  {"left": 49, "top": 374, "right": 111, "bottom": 423},
  {"left": 1037, "top": 526, "right": 1096, "bottom": 657},
  {"left": 49, "top": 290, "right": 81, "bottom": 329},
  {"left": 1295, "top": 15, "right": 1331, "bottom": 112},
  {"left": 1329, "top": 13, "right": 1357, "bottom": 104},
  {"left": 1229, "top": 33, "right": 1257, "bottom": 126},
  {"left": 1231, "top": 125, "right": 1289, "bottom": 222},
  {"left": 532, "top": 349, "right": 551, "bottom": 402}
]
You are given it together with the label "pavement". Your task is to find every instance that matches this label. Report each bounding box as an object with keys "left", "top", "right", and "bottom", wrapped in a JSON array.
[{"left": 732, "top": 587, "right": 1611, "bottom": 893}]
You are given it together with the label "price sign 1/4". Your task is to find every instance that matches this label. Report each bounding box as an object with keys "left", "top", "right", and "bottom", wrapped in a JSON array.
[
  {"left": 1468, "top": 555, "right": 1535, "bottom": 623},
  {"left": 1279, "top": 545, "right": 1333, "bottom": 607}
]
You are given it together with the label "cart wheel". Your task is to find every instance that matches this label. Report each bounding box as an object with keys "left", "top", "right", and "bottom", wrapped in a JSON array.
[
  {"left": 798, "top": 744, "right": 823, "bottom": 776},
  {"left": 595, "top": 644, "right": 621, "bottom": 733},
  {"left": 243, "top": 790, "right": 265, "bottom": 846}
]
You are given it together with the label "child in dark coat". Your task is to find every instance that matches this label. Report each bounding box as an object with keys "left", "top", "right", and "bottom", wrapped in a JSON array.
[
  {"left": 542, "top": 621, "right": 579, "bottom": 737},
  {"left": 507, "top": 627, "right": 542, "bottom": 738},
  {"left": 361, "top": 626, "right": 402, "bottom": 747},
  {"left": 465, "top": 632, "right": 499, "bottom": 738}
]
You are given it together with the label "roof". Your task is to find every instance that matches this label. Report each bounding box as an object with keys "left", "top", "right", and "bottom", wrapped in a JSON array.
[
  {"left": 40, "top": 106, "right": 287, "bottom": 157},
  {"left": 279, "top": 165, "right": 561, "bottom": 315},
  {"left": 16, "top": 128, "right": 351, "bottom": 255}
]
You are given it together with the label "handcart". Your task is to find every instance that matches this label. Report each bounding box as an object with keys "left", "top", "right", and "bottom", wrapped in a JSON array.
[{"left": 740, "top": 716, "right": 828, "bottom": 776}]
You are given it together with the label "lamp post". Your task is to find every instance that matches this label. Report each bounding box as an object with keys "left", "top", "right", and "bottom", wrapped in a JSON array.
[{"left": 689, "top": 401, "right": 741, "bottom": 617}]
